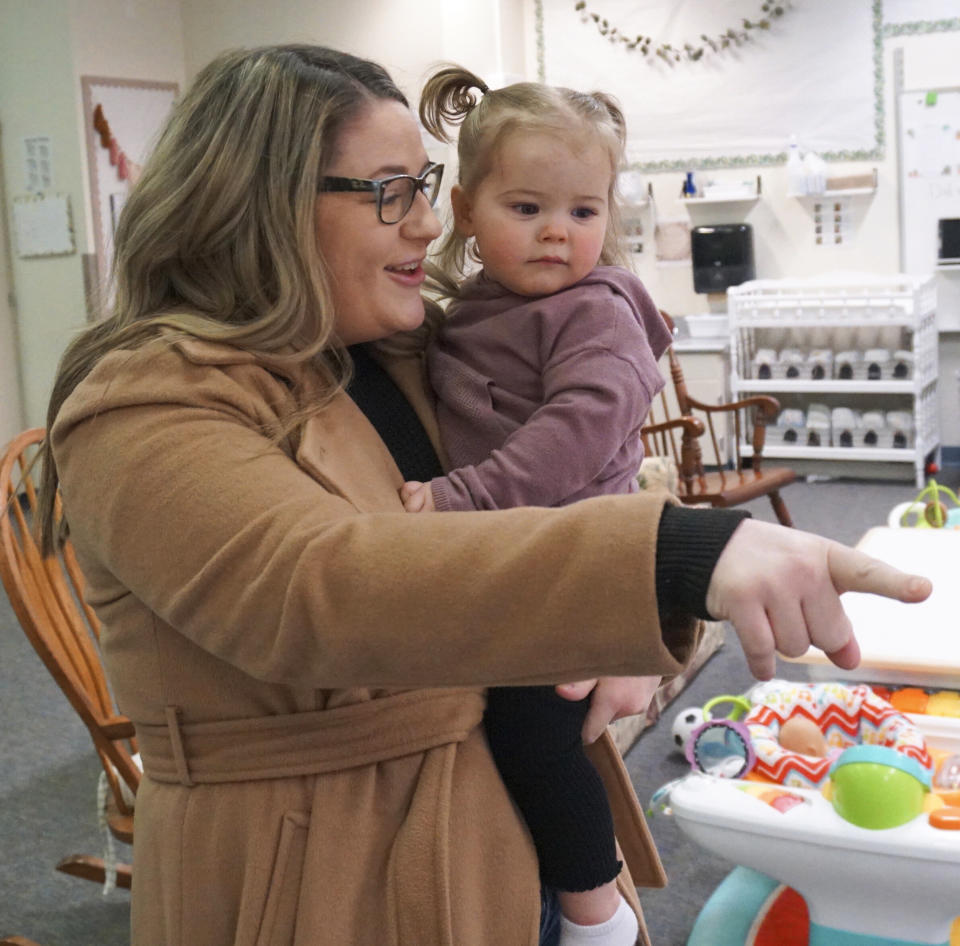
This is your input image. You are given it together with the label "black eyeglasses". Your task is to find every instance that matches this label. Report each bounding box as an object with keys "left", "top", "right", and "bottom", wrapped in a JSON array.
[{"left": 318, "top": 162, "right": 444, "bottom": 225}]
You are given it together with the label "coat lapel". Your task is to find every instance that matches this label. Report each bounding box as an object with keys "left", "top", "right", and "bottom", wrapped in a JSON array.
[
  {"left": 295, "top": 392, "right": 404, "bottom": 513},
  {"left": 173, "top": 335, "right": 437, "bottom": 514}
]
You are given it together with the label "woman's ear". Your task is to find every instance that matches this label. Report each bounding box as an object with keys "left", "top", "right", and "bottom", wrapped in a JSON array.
[{"left": 450, "top": 185, "right": 475, "bottom": 238}]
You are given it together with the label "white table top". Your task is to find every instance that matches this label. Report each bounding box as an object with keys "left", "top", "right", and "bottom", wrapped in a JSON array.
[{"left": 791, "top": 526, "right": 960, "bottom": 688}]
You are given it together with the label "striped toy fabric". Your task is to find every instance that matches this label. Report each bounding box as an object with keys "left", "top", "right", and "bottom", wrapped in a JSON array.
[{"left": 745, "top": 681, "right": 933, "bottom": 788}]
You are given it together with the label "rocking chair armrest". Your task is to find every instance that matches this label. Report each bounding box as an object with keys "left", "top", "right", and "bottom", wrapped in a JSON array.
[
  {"left": 686, "top": 393, "right": 781, "bottom": 421},
  {"left": 640, "top": 415, "right": 705, "bottom": 439}
]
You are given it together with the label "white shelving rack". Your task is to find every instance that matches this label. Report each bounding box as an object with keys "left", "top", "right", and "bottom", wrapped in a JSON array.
[{"left": 727, "top": 274, "right": 939, "bottom": 486}]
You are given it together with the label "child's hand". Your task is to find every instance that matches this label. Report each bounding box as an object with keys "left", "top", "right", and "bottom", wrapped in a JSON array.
[
  {"left": 400, "top": 480, "right": 436, "bottom": 513},
  {"left": 556, "top": 675, "right": 662, "bottom": 744}
]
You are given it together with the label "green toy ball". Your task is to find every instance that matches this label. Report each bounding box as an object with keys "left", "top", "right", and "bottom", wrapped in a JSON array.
[{"left": 829, "top": 746, "right": 931, "bottom": 830}]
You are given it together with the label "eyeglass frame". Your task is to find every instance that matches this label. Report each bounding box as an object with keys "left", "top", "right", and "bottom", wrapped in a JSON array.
[{"left": 317, "top": 162, "right": 444, "bottom": 225}]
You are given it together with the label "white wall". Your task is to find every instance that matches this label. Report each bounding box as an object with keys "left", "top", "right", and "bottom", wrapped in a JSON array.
[
  {"left": 0, "top": 163, "right": 24, "bottom": 446},
  {"left": 1, "top": 1, "right": 958, "bottom": 447},
  {"left": 629, "top": 32, "right": 960, "bottom": 318},
  {"left": 181, "top": 0, "right": 444, "bottom": 101},
  {"left": 0, "top": 1, "right": 89, "bottom": 431},
  {"left": 68, "top": 0, "right": 186, "bottom": 253},
  {"left": 0, "top": 0, "right": 185, "bottom": 430},
  {"left": 897, "top": 30, "right": 960, "bottom": 449},
  {"left": 606, "top": 27, "right": 960, "bottom": 451}
]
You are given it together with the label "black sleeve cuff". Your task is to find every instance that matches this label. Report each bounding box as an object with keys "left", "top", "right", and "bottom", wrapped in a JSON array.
[{"left": 655, "top": 505, "right": 752, "bottom": 620}]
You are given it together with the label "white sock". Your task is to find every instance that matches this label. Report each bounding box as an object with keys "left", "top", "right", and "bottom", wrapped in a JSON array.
[{"left": 558, "top": 895, "right": 639, "bottom": 946}]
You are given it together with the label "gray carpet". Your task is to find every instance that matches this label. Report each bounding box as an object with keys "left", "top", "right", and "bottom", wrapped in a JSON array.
[{"left": 1, "top": 473, "right": 955, "bottom": 945}]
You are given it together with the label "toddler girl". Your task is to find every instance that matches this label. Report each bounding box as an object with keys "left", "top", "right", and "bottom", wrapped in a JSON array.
[{"left": 402, "top": 66, "right": 673, "bottom": 946}]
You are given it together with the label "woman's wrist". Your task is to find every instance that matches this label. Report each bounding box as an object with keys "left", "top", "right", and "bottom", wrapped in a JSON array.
[{"left": 655, "top": 505, "right": 751, "bottom": 619}]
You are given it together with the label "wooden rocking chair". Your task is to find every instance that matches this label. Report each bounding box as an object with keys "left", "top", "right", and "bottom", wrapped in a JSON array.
[
  {"left": 654, "top": 313, "right": 797, "bottom": 526},
  {"left": 0, "top": 428, "right": 137, "bottom": 890}
]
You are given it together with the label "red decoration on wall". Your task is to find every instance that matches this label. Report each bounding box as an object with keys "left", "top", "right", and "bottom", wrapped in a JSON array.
[{"left": 91, "top": 103, "right": 142, "bottom": 185}]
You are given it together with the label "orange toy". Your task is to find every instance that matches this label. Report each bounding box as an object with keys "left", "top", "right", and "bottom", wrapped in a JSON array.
[{"left": 889, "top": 687, "right": 929, "bottom": 714}]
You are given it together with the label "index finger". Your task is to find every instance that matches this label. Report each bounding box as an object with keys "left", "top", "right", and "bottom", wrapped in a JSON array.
[{"left": 827, "top": 544, "right": 932, "bottom": 601}]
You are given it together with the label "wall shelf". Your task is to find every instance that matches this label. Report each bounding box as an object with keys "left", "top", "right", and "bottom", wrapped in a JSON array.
[
  {"left": 796, "top": 187, "right": 876, "bottom": 199},
  {"left": 679, "top": 195, "right": 759, "bottom": 207},
  {"left": 680, "top": 174, "right": 761, "bottom": 206},
  {"left": 792, "top": 168, "right": 878, "bottom": 200}
]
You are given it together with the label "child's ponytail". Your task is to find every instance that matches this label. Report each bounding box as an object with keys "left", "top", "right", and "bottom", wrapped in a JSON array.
[
  {"left": 419, "top": 65, "right": 488, "bottom": 144},
  {"left": 591, "top": 91, "right": 627, "bottom": 149}
]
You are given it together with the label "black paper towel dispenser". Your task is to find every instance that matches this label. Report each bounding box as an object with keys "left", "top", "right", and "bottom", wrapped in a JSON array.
[{"left": 691, "top": 223, "right": 755, "bottom": 294}]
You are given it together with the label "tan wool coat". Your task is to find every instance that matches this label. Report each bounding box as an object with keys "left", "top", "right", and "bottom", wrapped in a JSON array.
[{"left": 51, "top": 329, "right": 701, "bottom": 946}]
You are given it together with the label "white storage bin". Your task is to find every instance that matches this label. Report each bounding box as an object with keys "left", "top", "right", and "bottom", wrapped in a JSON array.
[
  {"left": 806, "top": 348, "right": 833, "bottom": 381},
  {"left": 773, "top": 348, "right": 805, "bottom": 379},
  {"left": 889, "top": 349, "right": 914, "bottom": 380},
  {"left": 884, "top": 410, "right": 915, "bottom": 449},
  {"left": 753, "top": 348, "right": 778, "bottom": 381},
  {"left": 766, "top": 408, "right": 806, "bottom": 447},
  {"left": 861, "top": 348, "right": 893, "bottom": 381},
  {"left": 831, "top": 407, "right": 860, "bottom": 448},
  {"left": 834, "top": 350, "right": 861, "bottom": 381},
  {"left": 857, "top": 410, "right": 886, "bottom": 448},
  {"left": 805, "top": 403, "right": 831, "bottom": 447},
  {"left": 684, "top": 313, "right": 729, "bottom": 337}
]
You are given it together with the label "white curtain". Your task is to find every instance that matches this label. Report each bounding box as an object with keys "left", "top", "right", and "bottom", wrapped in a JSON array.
[{"left": 537, "top": 0, "right": 878, "bottom": 168}]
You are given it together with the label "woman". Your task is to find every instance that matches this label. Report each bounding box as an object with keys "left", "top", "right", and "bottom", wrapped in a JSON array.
[{"left": 38, "top": 45, "right": 929, "bottom": 946}]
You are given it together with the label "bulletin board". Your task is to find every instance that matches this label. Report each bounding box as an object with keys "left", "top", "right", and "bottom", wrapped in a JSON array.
[
  {"left": 80, "top": 76, "right": 178, "bottom": 299},
  {"left": 897, "top": 86, "right": 960, "bottom": 274}
]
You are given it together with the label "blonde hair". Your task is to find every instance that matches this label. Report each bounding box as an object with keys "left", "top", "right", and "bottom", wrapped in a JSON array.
[
  {"left": 419, "top": 65, "right": 630, "bottom": 279},
  {"left": 38, "top": 44, "right": 409, "bottom": 552}
]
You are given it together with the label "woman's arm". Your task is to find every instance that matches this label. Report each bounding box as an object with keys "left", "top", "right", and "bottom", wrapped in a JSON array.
[
  {"left": 52, "top": 349, "right": 694, "bottom": 691},
  {"left": 55, "top": 347, "right": 930, "bottom": 694}
]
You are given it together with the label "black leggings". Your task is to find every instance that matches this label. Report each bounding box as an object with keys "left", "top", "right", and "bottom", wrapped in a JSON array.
[{"left": 484, "top": 685, "right": 621, "bottom": 892}]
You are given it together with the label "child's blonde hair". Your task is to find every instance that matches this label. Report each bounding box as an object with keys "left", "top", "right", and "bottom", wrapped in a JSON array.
[{"left": 419, "top": 65, "right": 630, "bottom": 278}]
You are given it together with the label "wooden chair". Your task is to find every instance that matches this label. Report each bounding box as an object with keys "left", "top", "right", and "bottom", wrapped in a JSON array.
[
  {"left": 654, "top": 313, "right": 797, "bottom": 526},
  {"left": 640, "top": 415, "right": 706, "bottom": 491},
  {"left": 0, "top": 428, "right": 136, "bottom": 891}
]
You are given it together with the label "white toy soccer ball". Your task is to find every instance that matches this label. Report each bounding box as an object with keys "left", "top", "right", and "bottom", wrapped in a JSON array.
[{"left": 671, "top": 706, "right": 706, "bottom": 753}]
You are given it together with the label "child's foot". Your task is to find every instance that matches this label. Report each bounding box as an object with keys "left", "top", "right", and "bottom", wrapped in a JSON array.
[{"left": 558, "top": 893, "right": 639, "bottom": 946}]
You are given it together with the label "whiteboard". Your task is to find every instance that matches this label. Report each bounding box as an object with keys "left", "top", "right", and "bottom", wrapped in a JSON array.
[{"left": 898, "top": 86, "right": 960, "bottom": 328}]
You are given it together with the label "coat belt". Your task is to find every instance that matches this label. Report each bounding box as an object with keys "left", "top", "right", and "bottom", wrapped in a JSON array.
[{"left": 135, "top": 688, "right": 486, "bottom": 787}]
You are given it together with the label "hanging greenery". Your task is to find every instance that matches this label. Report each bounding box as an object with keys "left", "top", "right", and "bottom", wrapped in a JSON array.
[{"left": 573, "top": 1, "right": 788, "bottom": 63}]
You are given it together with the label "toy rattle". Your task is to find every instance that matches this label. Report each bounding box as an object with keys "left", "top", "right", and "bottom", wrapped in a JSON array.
[{"left": 887, "top": 478, "right": 960, "bottom": 529}]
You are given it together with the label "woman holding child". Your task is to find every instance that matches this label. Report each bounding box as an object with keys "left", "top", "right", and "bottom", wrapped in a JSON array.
[{"left": 38, "top": 44, "right": 929, "bottom": 945}]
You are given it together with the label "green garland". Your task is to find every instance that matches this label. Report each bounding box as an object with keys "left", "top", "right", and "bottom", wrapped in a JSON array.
[{"left": 573, "top": 1, "right": 788, "bottom": 63}]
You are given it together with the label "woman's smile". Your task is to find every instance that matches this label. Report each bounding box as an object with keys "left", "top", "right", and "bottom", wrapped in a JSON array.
[{"left": 315, "top": 99, "right": 442, "bottom": 344}]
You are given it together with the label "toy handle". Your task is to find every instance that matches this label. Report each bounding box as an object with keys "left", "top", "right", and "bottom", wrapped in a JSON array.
[
  {"left": 703, "top": 694, "right": 752, "bottom": 721},
  {"left": 887, "top": 501, "right": 925, "bottom": 528}
]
